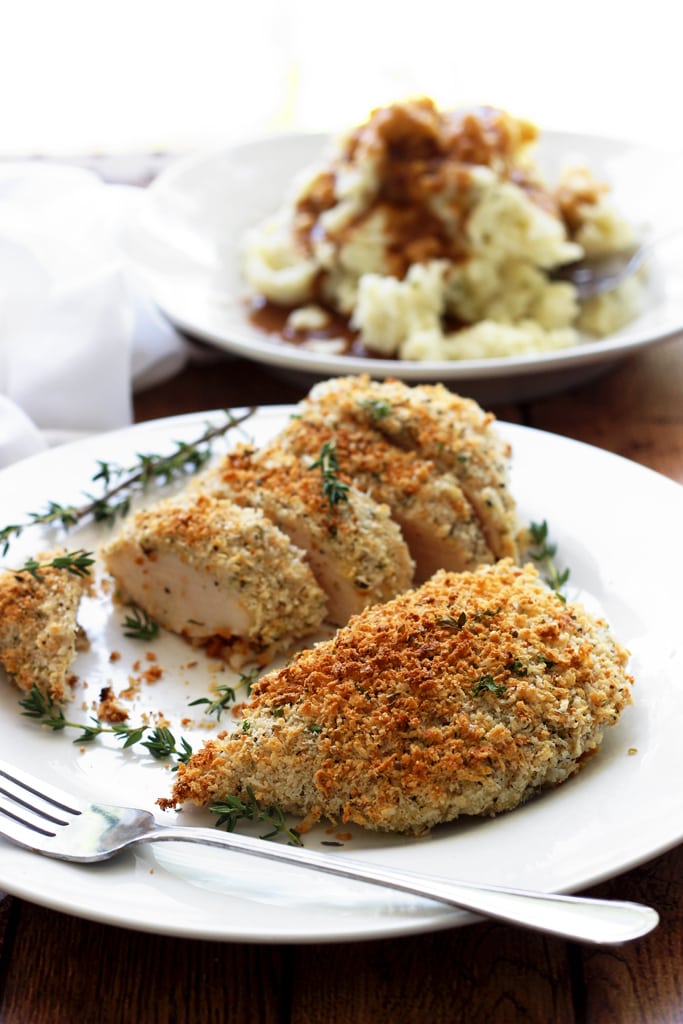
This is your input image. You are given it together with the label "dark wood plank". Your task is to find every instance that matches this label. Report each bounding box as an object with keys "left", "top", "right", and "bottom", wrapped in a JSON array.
[
  {"left": 132, "top": 353, "right": 522, "bottom": 426},
  {"left": 576, "top": 846, "right": 683, "bottom": 1024},
  {"left": 523, "top": 336, "right": 683, "bottom": 483},
  {"left": 290, "top": 923, "right": 577, "bottom": 1024},
  {"left": 0, "top": 902, "right": 289, "bottom": 1024}
]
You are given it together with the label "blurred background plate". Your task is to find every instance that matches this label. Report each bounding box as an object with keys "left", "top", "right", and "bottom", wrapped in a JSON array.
[{"left": 125, "top": 130, "right": 683, "bottom": 404}]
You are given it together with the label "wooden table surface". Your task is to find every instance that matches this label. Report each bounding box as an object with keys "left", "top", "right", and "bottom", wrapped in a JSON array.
[{"left": 1, "top": 335, "right": 682, "bottom": 1023}]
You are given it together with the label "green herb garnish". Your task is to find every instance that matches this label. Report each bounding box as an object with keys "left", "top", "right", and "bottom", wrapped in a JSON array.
[
  {"left": 359, "top": 398, "right": 393, "bottom": 422},
  {"left": 18, "top": 685, "right": 192, "bottom": 766},
  {"left": 0, "top": 408, "right": 256, "bottom": 555},
  {"left": 473, "top": 674, "right": 507, "bottom": 697},
  {"left": 122, "top": 606, "right": 160, "bottom": 641},
  {"left": 13, "top": 549, "right": 95, "bottom": 580},
  {"left": 188, "top": 666, "right": 261, "bottom": 720},
  {"left": 188, "top": 681, "right": 237, "bottom": 721},
  {"left": 210, "top": 786, "right": 302, "bottom": 845},
  {"left": 308, "top": 441, "right": 350, "bottom": 508},
  {"left": 436, "top": 611, "right": 467, "bottom": 630},
  {"left": 527, "top": 520, "right": 570, "bottom": 596}
]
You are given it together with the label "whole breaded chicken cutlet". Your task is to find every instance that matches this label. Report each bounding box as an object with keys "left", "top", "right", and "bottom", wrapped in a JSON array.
[{"left": 165, "top": 560, "right": 632, "bottom": 834}]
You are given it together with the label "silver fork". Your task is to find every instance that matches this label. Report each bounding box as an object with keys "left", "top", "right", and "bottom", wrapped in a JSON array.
[
  {"left": 0, "top": 758, "right": 658, "bottom": 944},
  {"left": 551, "top": 225, "right": 682, "bottom": 299}
]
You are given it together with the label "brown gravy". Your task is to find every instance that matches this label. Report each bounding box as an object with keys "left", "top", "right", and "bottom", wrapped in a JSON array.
[{"left": 246, "top": 296, "right": 392, "bottom": 359}]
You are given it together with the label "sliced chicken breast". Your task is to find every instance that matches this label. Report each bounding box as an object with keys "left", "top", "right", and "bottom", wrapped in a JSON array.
[
  {"left": 0, "top": 557, "right": 88, "bottom": 704},
  {"left": 102, "top": 493, "right": 327, "bottom": 667},
  {"left": 271, "top": 413, "right": 494, "bottom": 582},
  {"left": 195, "top": 443, "right": 414, "bottom": 625},
  {"left": 304, "top": 375, "right": 519, "bottom": 561}
]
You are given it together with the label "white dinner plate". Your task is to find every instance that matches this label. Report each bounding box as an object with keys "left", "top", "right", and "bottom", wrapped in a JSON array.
[
  {"left": 125, "top": 130, "right": 683, "bottom": 404},
  {"left": 0, "top": 408, "right": 682, "bottom": 943}
]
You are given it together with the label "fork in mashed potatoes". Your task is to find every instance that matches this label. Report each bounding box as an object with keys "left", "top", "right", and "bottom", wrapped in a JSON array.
[{"left": 242, "top": 98, "right": 641, "bottom": 361}]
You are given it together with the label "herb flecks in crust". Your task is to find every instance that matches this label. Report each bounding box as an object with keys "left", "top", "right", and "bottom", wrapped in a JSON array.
[{"left": 168, "top": 560, "right": 632, "bottom": 836}]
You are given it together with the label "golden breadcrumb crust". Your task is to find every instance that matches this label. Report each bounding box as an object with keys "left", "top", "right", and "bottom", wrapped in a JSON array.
[
  {"left": 273, "top": 412, "right": 494, "bottom": 578},
  {"left": 167, "top": 561, "right": 632, "bottom": 834},
  {"left": 305, "top": 375, "right": 519, "bottom": 560},
  {"left": 195, "top": 443, "right": 414, "bottom": 620},
  {"left": 102, "top": 493, "right": 327, "bottom": 664},
  {"left": 0, "top": 561, "right": 87, "bottom": 703}
]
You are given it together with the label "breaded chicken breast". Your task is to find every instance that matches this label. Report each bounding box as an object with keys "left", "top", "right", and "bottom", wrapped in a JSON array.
[
  {"left": 0, "top": 558, "right": 88, "bottom": 703},
  {"left": 272, "top": 413, "right": 495, "bottom": 582},
  {"left": 166, "top": 561, "right": 632, "bottom": 834},
  {"left": 102, "top": 493, "right": 326, "bottom": 666},
  {"left": 195, "top": 443, "right": 414, "bottom": 624},
  {"left": 303, "top": 375, "right": 519, "bottom": 561}
]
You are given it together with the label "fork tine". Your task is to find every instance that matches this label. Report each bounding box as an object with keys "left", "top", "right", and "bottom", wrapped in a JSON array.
[
  {"left": 0, "top": 759, "right": 84, "bottom": 851},
  {"left": 0, "top": 759, "right": 83, "bottom": 816}
]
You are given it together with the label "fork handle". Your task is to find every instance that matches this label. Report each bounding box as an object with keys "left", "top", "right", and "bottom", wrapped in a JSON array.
[{"left": 141, "top": 824, "right": 658, "bottom": 945}]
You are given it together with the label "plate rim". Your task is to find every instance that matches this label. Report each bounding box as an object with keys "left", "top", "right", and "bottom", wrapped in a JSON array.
[
  {"left": 127, "top": 128, "right": 683, "bottom": 387},
  {"left": 0, "top": 408, "right": 682, "bottom": 943}
]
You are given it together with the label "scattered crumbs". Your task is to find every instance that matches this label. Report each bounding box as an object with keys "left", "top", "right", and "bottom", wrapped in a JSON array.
[
  {"left": 109, "top": 651, "right": 121, "bottom": 663},
  {"left": 181, "top": 717, "right": 193, "bottom": 727},
  {"left": 145, "top": 651, "right": 157, "bottom": 662},
  {"left": 120, "top": 677, "right": 142, "bottom": 700},
  {"left": 79, "top": 746, "right": 86, "bottom": 754},
  {"left": 336, "top": 832, "right": 353, "bottom": 842},
  {"left": 628, "top": 747, "right": 638, "bottom": 756},
  {"left": 149, "top": 869, "right": 155, "bottom": 875},
  {"left": 132, "top": 659, "right": 141, "bottom": 672},
  {"left": 186, "top": 661, "right": 199, "bottom": 669},
  {"left": 232, "top": 702, "right": 248, "bottom": 719},
  {"left": 141, "top": 664, "right": 163, "bottom": 684},
  {"left": 98, "top": 686, "right": 129, "bottom": 723}
]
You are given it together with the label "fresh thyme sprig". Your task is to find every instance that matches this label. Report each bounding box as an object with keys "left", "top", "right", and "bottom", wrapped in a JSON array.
[
  {"left": 13, "top": 549, "right": 95, "bottom": 580},
  {"left": 18, "top": 685, "right": 193, "bottom": 765},
  {"left": 188, "top": 667, "right": 261, "bottom": 721},
  {"left": 359, "top": 397, "right": 393, "bottom": 422},
  {"left": 122, "top": 606, "right": 160, "bottom": 641},
  {"left": 210, "top": 786, "right": 303, "bottom": 846},
  {"left": 0, "top": 407, "right": 257, "bottom": 555},
  {"left": 188, "top": 681, "right": 237, "bottom": 721},
  {"left": 526, "top": 520, "right": 570, "bottom": 597},
  {"left": 308, "top": 440, "right": 349, "bottom": 508}
]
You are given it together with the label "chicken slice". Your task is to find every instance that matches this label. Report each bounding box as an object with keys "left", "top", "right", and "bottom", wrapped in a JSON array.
[
  {"left": 102, "top": 493, "right": 326, "bottom": 667},
  {"left": 0, "top": 557, "right": 88, "bottom": 704},
  {"left": 271, "top": 413, "right": 494, "bottom": 582},
  {"left": 304, "top": 375, "right": 519, "bottom": 560},
  {"left": 165, "top": 561, "right": 633, "bottom": 835},
  {"left": 195, "top": 444, "right": 414, "bottom": 625}
]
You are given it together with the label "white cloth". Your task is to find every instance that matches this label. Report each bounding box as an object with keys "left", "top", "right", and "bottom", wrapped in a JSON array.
[{"left": 0, "top": 162, "right": 190, "bottom": 468}]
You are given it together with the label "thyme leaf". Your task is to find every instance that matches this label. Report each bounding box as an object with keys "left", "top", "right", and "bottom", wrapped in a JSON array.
[
  {"left": 473, "top": 674, "right": 507, "bottom": 697},
  {"left": 308, "top": 441, "right": 349, "bottom": 508},
  {"left": 188, "top": 681, "right": 237, "bottom": 721},
  {"left": 358, "top": 397, "right": 393, "bottom": 422},
  {"left": 526, "top": 520, "right": 570, "bottom": 597},
  {"left": 122, "top": 606, "right": 160, "bottom": 641},
  {"left": 0, "top": 407, "right": 256, "bottom": 555},
  {"left": 13, "top": 549, "right": 95, "bottom": 581},
  {"left": 210, "top": 786, "right": 303, "bottom": 846},
  {"left": 18, "top": 685, "right": 192, "bottom": 766},
  {"left": 188, "top": 667, "right": 261, "bottom": 721},
  {"left": 436, "top": 611, "right": 467, "bottom": 630}
]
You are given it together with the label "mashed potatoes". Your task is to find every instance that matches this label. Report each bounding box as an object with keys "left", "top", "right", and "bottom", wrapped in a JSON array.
[{"left": 243, "top": 98, "right": 641, "bottom": 361}]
